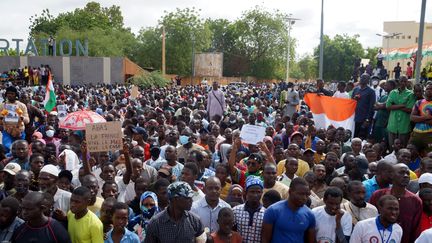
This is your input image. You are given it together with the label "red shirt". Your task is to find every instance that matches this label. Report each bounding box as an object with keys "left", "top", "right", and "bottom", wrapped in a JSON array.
[
  {"left": 420, "top": 211, "right": 432, "bottom": 233},
  {"left": 369, "top": 188, "right": 422, "bottom": 243},
  {"left": 210, "top": 232, "right": 242, "bottom": 243},
  {"left": 407, "top": 66, "right": 413, "bottom": 77}
]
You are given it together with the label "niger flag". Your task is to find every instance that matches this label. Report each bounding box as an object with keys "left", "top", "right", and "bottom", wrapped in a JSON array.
[{"left": 304, "top": 93, "right": 357, "bottom": 131}]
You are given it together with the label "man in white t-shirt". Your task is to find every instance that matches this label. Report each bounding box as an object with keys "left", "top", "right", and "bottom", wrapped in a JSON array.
[
  {"left": 333, "top": 81, "right": 350, "bottom": 99},
  {"left": 416, "top": 228, "right": 432, "bottom": 242},
  {"left": 312, "top": 187, "right": 352, "bottom": 243},
  {"left": 350, "top": 195, "right": 403, "bottom": 243}
]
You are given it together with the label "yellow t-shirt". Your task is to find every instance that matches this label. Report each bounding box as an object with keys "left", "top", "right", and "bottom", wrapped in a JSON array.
[
  {"left": 409, "top": 170, "right": 418, "bottom": 180},
  {"left": 88, "top": 197, "right": 104, "bottom": 215},
  {"left": 67, "top": 210, "right": 104, "bottom": 243},
  {"left": 262, "top": 181, "right": 289, "bottom": 202},
  {"left": 220, "top": 182, "right": 232, "bottom": 201},
  {"left": 277, "top": 159, "right": 310, "bottom": 177}
]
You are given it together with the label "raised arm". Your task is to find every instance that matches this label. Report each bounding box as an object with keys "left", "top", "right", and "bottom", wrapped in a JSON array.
[
  {"left": 228, "top": 138, "right": 241, "bottom": 178},
  {"left": 122, "top": 140, "right": 132, "bottom": 184},
  {"left": 257, "top": 141, "right": 275, "bottom": 164},
  {"left": 80, "top": 141, "right": 92, "bottom": 176}
]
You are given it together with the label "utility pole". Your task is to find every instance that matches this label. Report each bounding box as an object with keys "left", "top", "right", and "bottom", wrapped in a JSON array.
[
  {"left": 318, "top": 0, "right": 324, "bottom": 79},
  {"left": 162, "top": 26, "right": 166, "bottom": 76},
  {"left": 191, "top": 33, "right": 195, "bottom": 85},
  {"left": 415, "top": 0, "right": 427, "bottom": 83},
  {"left": 285, "top": 14, "right": 300, "bottom": 83}
]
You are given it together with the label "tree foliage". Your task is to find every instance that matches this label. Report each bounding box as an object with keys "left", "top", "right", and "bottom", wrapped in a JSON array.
[
  {"left": 292, "top": 55, "right": 318, "bottom": 80},
  {"left": 207, "top": 7, "right": 296, "bottom": 79},
  {"left": 364, "top": 47, "right": 379, "bottom": 66},
  {"left": 29, "top": 2, "right": 137, "bottom": 57},
  {"left": 27, "top": 2, "right": 379, "bottom": 81},
  {"left": 128, "top": 71, "right": 170, "bottom": 88},
  {"left": 314, "top": 34, "right": 364, "bottom": 81}
]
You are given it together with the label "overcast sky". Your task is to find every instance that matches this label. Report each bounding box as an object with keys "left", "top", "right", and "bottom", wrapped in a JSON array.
[{"left": 1, "top": 0, "right": 431, "bottom": 57}]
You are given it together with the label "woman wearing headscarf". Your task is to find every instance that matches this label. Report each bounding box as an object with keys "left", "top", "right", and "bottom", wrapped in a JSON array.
[
  {"left": 128, "top": 191, "right": 160, "bottom": 242},
  {"left": 225, "top": 184, "right": 245, "bottom": 208}
]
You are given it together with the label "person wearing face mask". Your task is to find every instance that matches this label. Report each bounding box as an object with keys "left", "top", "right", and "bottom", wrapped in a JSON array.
[
  {"left": 44, "top": 125, "right": 61, "bottom": 154},
  {"left": 177, "top": 128, "right": 204, "bottom": 163},
  {"left": 281, "top": 82, "right": 299, "bottom": 119},
  {"left": 128, "top": 191, "right": 160, "bottom": 242},
  {"left": 371, "top": 77, "right": 385, "bottom": 101}
]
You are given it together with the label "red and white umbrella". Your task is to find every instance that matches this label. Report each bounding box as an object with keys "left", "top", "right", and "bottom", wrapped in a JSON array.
[{"left": 59, "top": 110, "right": 106, "bottom": 130}]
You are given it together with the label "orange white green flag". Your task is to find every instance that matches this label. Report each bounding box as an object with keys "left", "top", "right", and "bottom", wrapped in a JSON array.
[
  {"left": 304, "top": 93, "right": 357, "bottom": 132},
  {"left": 43, "top": 72, "right": 56, "bottom": 112}
]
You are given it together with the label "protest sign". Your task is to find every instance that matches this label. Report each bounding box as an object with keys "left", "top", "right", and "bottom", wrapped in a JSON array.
[
  {"left": 4, "top": 104, "right": 18, "bottom": 123},
  {"left": 239, "top": 124, "right": 266, "bottom": 145},
  {"left": 130, "top": 86, "right": 139, "bottom": 99},
  {"left": 57, "top": 105, "right": 67, "bottom": 121},
  {"left": 85, "top": 121, "right": 123, "bottom": 152}
]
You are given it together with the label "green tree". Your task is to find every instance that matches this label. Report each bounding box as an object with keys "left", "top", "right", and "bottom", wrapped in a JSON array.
[
  {"left": 128, "top": 71, "right": 169, "bottom": 88},
  {"left": 28, "top": 2, "right": 137, "bottom": 57},
  {"left": 135, "top": 8, "right": 212, "bottom": 76},
  {"left": 365, "top": 47, "right": 379, "bottom": 67},
  {"left": 296, "top": 54, "right": 318, "bottom": 80},
  {"left": 204, "top": 18, "right": 245, "bottom": 76},
  {"left": 314, "top": 34, "right": 364, "bottom": 81},
  {"left": 232, "top": 7, "right": 295, "bottom": 79}
]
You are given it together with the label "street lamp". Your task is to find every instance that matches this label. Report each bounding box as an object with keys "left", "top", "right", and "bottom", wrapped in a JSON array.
[
  {"left": 376, "top": 32, "right": 402, "bottom": 68},
  {"left": 285, "top": 14, "right": 300, "bottom": 83}
]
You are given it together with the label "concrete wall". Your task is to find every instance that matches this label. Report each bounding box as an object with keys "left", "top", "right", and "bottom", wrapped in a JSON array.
[
  {"left": 0, "top": 56, "right": 124, "bottom": 85},
  {"left": 111, "top": 57, "right": 124, "bottom": 84},
  {"left": 28, "top": 56, "right": 64, "bottom": 81},
  {"left": 0, "top": 56, "right": 20, "bottom": 71}
]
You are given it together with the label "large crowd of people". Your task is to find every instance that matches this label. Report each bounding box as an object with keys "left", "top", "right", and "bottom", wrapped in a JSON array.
[{"left": 0, "top": 73, "right": 431, "bottom": 243}]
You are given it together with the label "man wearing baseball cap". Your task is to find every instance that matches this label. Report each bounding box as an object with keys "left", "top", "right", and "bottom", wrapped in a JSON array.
[
  {"left": 0, "top": 163, "right": 21, "bottom": 201},
  {"left": 38, "top": 164, "right": 71, "bottom": 216},
  {"left": 145, "top": 181, "right": 206, "bottom": 243}
]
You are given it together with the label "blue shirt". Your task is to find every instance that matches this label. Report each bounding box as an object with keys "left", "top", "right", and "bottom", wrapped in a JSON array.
[
  {"left": 363, "top": 176, "right": 381, "bottom": 202},
  {"left": 409, "top": 157, "right": 421, "bottom": 171},
  {"left": 263, "top": 200, "right": 315, "bottom": 243},
  {"left": 105, "top": 228, "right": 140, "bottom": 243},
  {"left": 351, "top": 86, "right": 376, "bottom": 122}
]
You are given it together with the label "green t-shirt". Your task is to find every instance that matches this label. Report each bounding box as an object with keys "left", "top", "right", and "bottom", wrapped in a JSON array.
[
  {"left": 375, "top": 95, "right": 389, "bottom": 127},
  {"left": 386, "top": 88, "right": 416, "bottom": 134}
]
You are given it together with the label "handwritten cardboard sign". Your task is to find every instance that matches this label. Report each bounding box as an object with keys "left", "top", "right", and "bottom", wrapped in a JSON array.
[
  {"left": 130, "top": 85, "right": 139, "bottom": 99},
  {"left": 85, "top": 121, "right": 123, "bottom": 152}
]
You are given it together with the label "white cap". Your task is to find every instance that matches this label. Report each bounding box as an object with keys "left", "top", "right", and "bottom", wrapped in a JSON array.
[
  {"left": 2, "top": 163, "right": 21, "bottom": 175},
  {"left": 40, "top": 164, "right": 60, "bottom": 177},
  {"left": 419, "top": 173, "right": 432, "bottom": 185}
]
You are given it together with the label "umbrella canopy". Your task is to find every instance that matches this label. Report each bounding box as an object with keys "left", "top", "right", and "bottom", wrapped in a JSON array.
[{"left": 59, "top": 110, "right": 106, "bottom": 130}]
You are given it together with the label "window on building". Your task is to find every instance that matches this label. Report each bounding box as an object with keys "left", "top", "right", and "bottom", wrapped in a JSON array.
[{"left": 408, "top": 35, "right": 411, "bottom": 39}]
